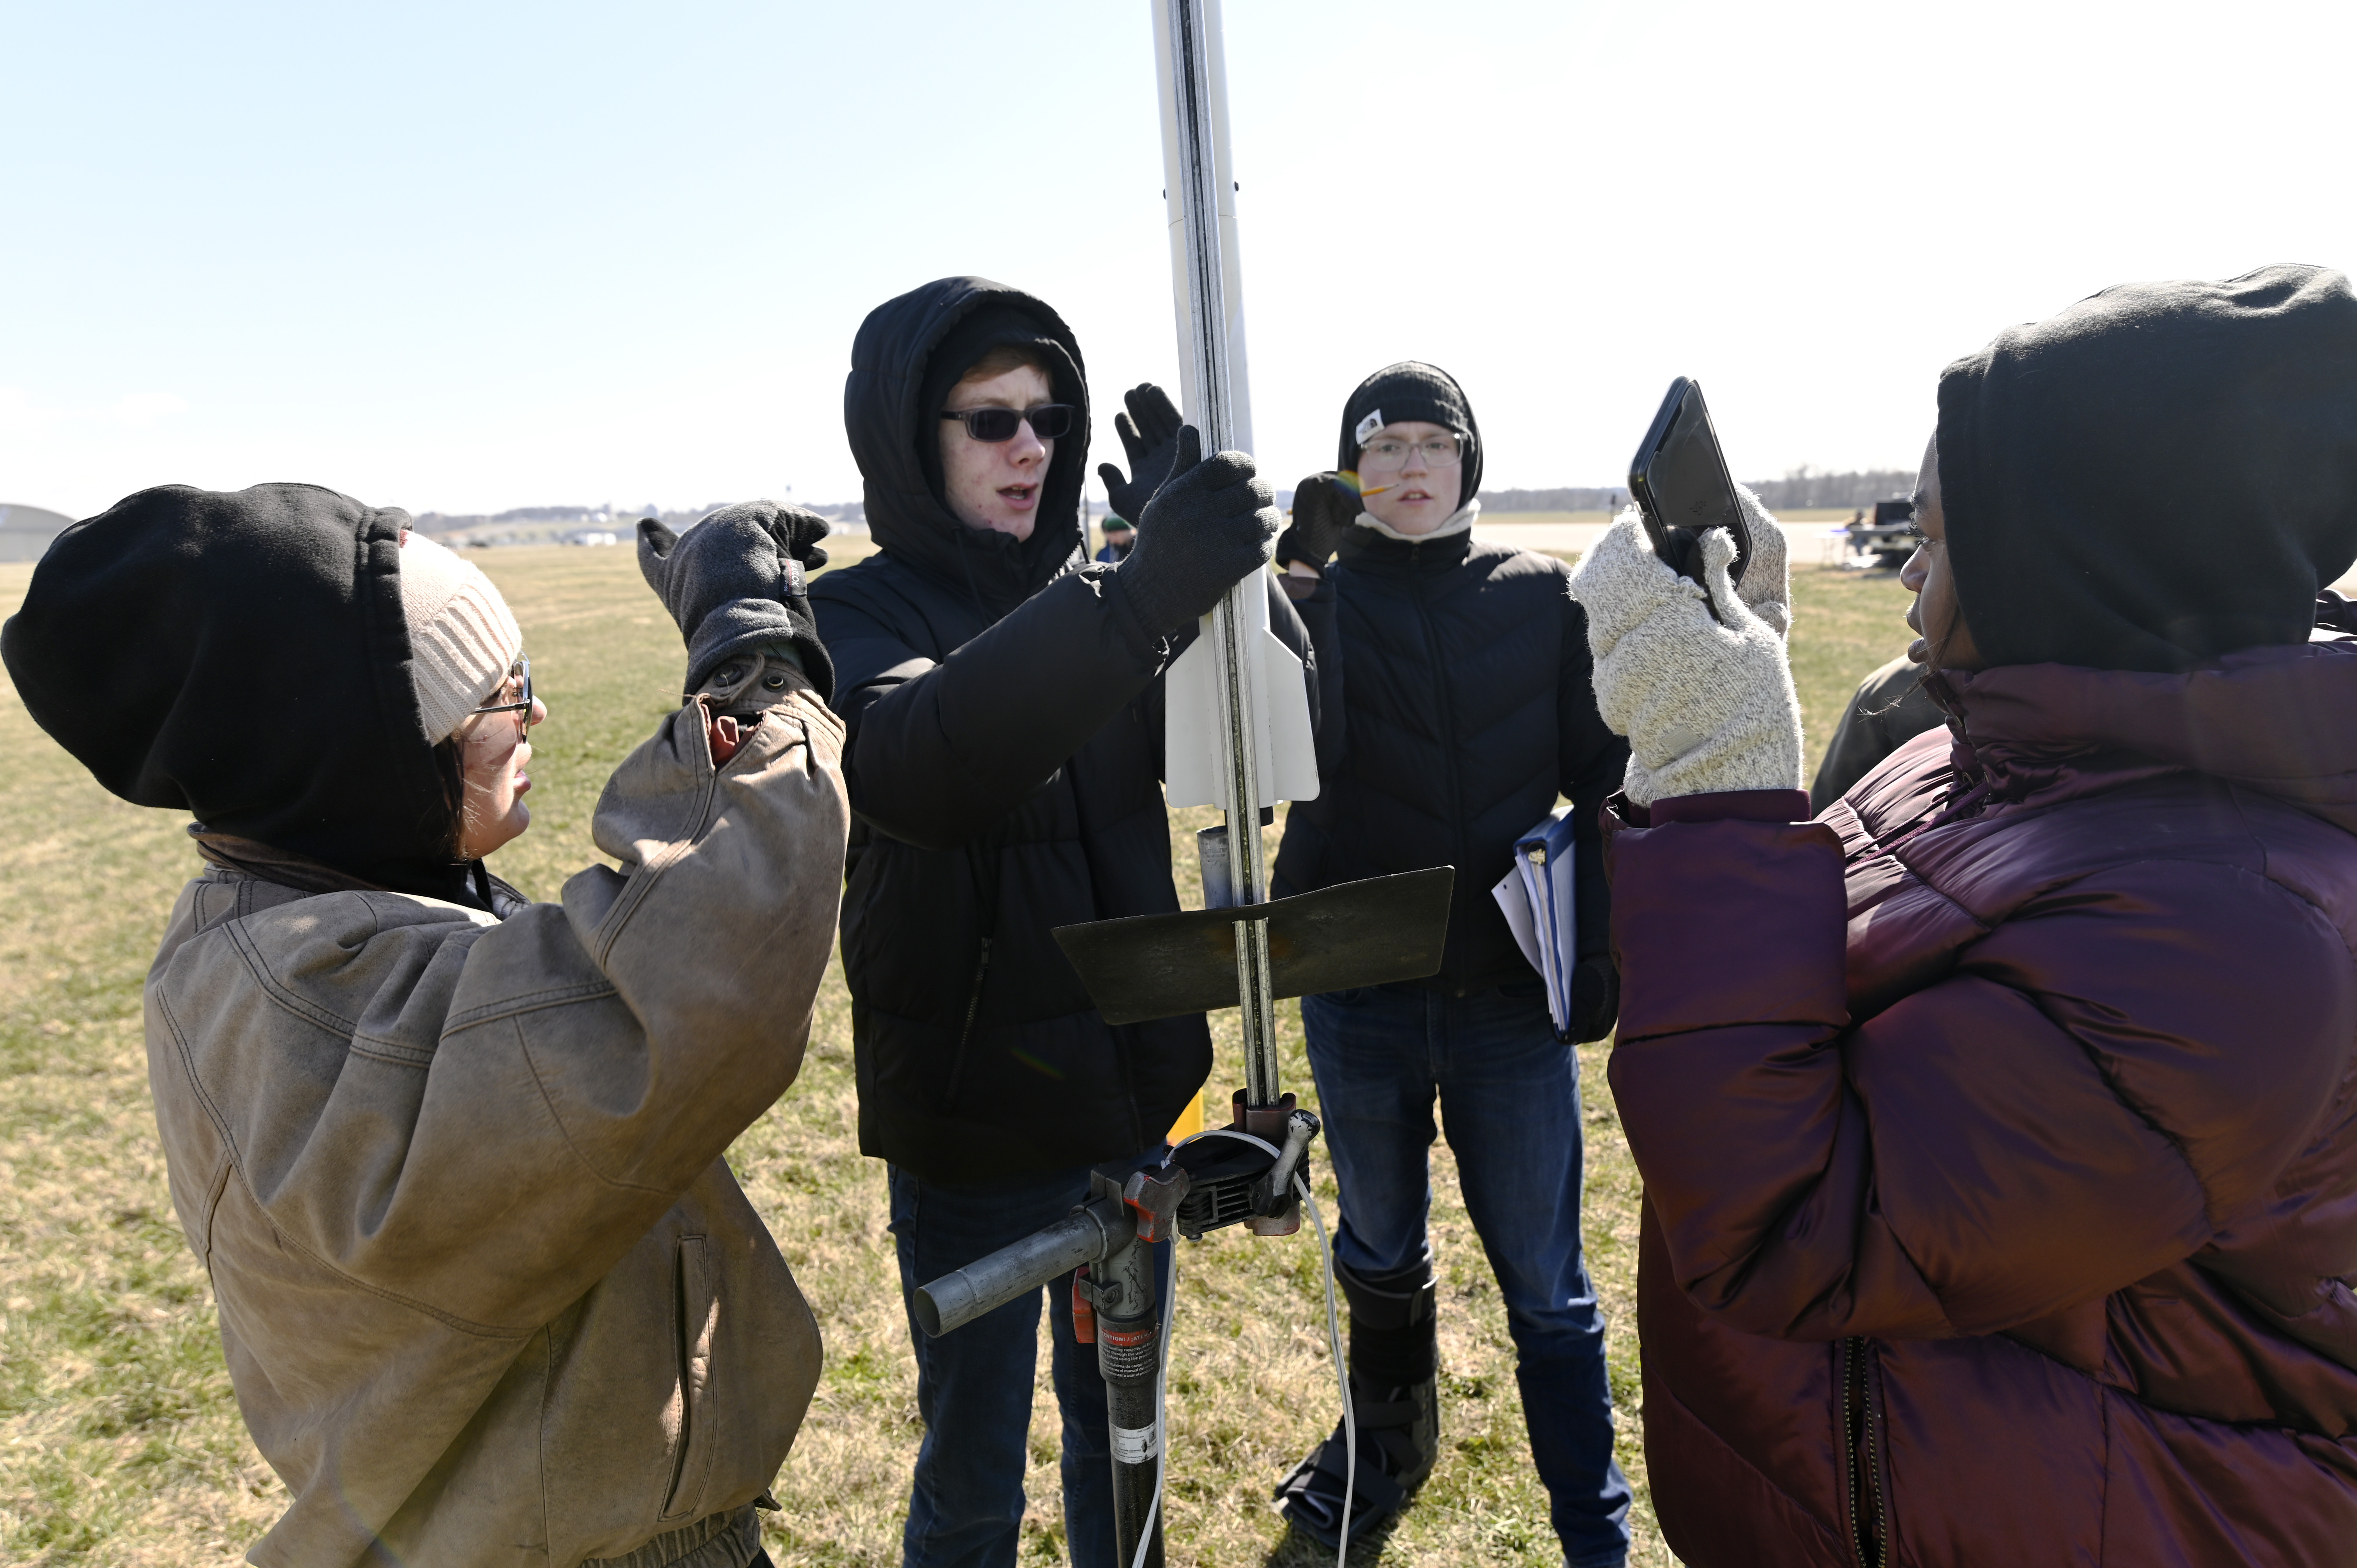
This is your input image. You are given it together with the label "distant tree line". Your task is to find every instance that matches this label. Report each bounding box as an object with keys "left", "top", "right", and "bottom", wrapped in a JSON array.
[
  {"left": 1478, "top": 466, "right": 1914, "bottom": 514},
  {"left": 1477, "top": 487, "right": 1627, "bottom": 513},
  {"left": 413, "top": 500, "right": 849, "bottom": 536},
  {"left": 1741, "top": 466, "right": 1917, "bottom": 509}
]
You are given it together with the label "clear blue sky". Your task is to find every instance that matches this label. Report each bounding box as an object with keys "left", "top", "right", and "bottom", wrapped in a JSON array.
[{"left": 5, "top": 0, "right": 2354, "bottom": 519}]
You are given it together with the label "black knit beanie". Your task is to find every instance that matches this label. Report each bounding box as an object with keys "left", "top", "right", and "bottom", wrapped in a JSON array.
[
  {"left": 915, "top": 301, "right": 1085, "bottom": 510},
  {"left": 1336, "top": 362, "right": 1484, "bottom": 506},
  {"left": 1938, "top": 264, "right": 2357, "bottom": 673},
  {"left": 0, "top": 483, "right": 480, "bottom": 903}
]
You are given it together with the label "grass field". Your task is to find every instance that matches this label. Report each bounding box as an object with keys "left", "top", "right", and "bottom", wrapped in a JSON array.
[{"left": 0, "top": 542, "right": 1917, "bottom": 1566}]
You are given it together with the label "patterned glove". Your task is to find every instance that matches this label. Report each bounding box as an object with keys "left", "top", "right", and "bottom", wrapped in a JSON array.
[
  {"left": 1568, "top": 512, "right": 1801, "bottom": 806},
  {"left": 637, "top": 501, "right": 835, "bottom": 704}
]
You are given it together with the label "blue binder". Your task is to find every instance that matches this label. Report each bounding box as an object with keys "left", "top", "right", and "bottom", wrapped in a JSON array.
[{"left": 1489, "top": 806, "right": 1580, "bottom": 1036}]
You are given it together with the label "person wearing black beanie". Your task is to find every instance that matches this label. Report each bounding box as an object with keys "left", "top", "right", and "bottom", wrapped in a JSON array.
[
  {"left": 1267, "top": 363, "right": 1634, "bottom": 1564},
  {"left": 2, "top": 482, "right": 852, "bottom": 1568},
  {"left": 811, "top": 275, "right": 1309, "bottom": 1568},
  {"left": 1570, "top": 266, "right": 2357, "bottom": 1566}
]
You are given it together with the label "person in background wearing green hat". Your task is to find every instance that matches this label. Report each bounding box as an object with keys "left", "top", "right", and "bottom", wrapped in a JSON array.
[{"left": 1094, "top": 514, "right": 1135, "bottom": 562}]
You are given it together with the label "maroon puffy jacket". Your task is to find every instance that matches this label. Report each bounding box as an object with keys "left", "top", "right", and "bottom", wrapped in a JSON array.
[{"left": 1604, "top": 638, "right": 2357, "bottom": 1567}]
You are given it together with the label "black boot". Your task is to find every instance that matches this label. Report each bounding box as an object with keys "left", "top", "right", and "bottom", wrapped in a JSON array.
[{"left": 1274, "top": 1259, "right": 1440, "bottom": 1547}]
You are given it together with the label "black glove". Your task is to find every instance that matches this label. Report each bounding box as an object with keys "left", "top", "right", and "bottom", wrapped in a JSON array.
[
  {"left": 1095, "top": 383, "right": 1185, "bottom": 524},
  {"left": 1274, "top": 471, "right": 1358, "bottom": 571},
  {"left": 1564, "top": 954, "right": 1621, "bottom": 1044},
  {"left": 637, "top": 501, "right": 836, "bottom": 704},
  {"left": 1113, "top": 426, "right": 1280, "bottom": 637}
]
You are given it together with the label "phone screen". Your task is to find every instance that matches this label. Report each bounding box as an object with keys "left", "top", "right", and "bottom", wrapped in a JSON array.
[{"left": 1629, "top": 378, "right": 1749, "bottom": 587}]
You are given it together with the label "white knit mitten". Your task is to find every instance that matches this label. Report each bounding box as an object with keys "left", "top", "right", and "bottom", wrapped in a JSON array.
[
  {"left": 1732, "top": 484, "right": 1790, "bottom": 637},
  {"left": 1569, "top": 511, "right": 1802, "bottom": 806}
]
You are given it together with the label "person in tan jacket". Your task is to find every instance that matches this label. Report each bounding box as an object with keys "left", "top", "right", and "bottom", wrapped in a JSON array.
[{"left": 0, "top": 484, "right": 850, "bottom": 1568}]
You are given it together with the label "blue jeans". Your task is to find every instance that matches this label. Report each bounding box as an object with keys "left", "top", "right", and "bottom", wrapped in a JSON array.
[
  {"left": 1302, "top": 981, "right": 1633, "bottom": 1568},
  {"left": 889, "top": 1161, "right": 1166, "bottom": 1568}
]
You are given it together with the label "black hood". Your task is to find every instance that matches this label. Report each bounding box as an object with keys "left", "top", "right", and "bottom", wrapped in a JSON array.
[
  {"left": 845, "top": 276, "right": 1091, "bottom": 613},
  {"left": 1938, "top": 263, "right": 2357, "bottom": 674},
  {"left": 0, "top": 483, "right": 477, "bottom": 904}
]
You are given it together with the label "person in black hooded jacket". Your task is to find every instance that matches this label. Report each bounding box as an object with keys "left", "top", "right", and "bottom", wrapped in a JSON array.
[
  {"left": 1266, "top": 363, "right": 1634, "bottom": 1566},
  {"left": 808, "top": 275, "right": 1307, "bottom": 1568}
]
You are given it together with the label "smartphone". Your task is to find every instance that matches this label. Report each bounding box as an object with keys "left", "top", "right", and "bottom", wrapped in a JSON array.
[{"left": 1629, "top": 377, "right": 1750, "bottom": 592}]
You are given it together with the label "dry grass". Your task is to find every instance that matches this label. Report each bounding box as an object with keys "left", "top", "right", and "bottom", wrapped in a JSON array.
[{"left": 0, "top": 547, "right": 1915, "bottom": 1566}]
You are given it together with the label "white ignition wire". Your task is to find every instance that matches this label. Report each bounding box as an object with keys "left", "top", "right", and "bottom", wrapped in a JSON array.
[
  {"left": 1128, "top": 1236, "right": 1177, "bottom": 1568},
  {"left": 1144, "top": 1128, "right": 1354, "bottom": 1568},
  {"left": 1296, "top": 1174, "right": 1355, "bottom": 1568}
]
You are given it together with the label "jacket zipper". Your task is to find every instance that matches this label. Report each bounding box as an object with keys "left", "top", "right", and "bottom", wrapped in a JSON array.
[
  {"left": 943, "top": 935, "right": 991, "bottom": 1112},
  {"left": 944, "top": 842, "right": 1001, "bottom": 1111},
  {"left": 1841, "top": 1337, "right": 1888, "bottom": 1568},
  {"left": 1405, "top": 546, "right": 1468, "bottom": 932}
]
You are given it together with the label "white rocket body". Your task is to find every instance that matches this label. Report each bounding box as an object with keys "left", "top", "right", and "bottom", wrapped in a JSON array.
[{"left": 1151, "top": 0, "right": 1318, "bottom": 814}]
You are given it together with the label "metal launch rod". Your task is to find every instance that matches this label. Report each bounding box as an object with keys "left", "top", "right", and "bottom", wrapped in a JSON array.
[
  {"left": 1154, "top": 0, "right": 1279, "bottom": 1109},
  {"left": 914, "top": 21, "right": 1455, "bottom": 1568}
]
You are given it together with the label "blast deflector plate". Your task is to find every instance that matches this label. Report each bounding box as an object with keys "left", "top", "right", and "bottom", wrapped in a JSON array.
[{"left": 1053, "top": 867, "right": 1454, "bottom": 1025}]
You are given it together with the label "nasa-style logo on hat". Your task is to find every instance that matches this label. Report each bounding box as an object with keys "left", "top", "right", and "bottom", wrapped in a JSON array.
[{"left": 1354, "top": 410, "right": 1385, "bottom": 446}]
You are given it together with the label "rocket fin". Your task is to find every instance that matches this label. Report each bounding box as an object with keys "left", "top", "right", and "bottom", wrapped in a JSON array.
[{"left": 1164, "top": 595, "right": 1321, "bottom": 810}]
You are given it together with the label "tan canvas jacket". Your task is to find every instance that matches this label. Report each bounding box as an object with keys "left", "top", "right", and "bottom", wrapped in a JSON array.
[{"left": 143, "top": 690, "right": 848, "bottom": 1568}]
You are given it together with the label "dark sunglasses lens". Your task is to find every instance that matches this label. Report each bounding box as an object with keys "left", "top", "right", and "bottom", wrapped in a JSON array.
[
  {"left": 963, "top": 408, "right": 1021, "bottom": 441},
  {"left": 1028, "top": 404, "right": 1073, "bottom": 440}
]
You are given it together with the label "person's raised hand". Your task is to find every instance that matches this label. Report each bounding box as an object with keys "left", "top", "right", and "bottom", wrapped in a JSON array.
[
  {"left": 1096, "top": 383, "right": 1186, "bottom": 524},
  {"left": 1114, "top": 426, "right": 1281, "bottom": 637},
  {"left": 1274, "top": 472, "right": 1357, "bottom": 572},
  {"left": 1567, "top": 510, "right": 1800, "bottom": 806},
  {"left": 638, "top": 500, "right": 835, "bottom": 703}
]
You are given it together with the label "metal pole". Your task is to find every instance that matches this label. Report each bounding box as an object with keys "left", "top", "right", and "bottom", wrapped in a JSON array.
[
  {"left": 1154, "top": 0, "right": 1280, "bottom": 1109},
  {"left": 1095, "top": 1233, "right": 1164, "bottom": 1566}
]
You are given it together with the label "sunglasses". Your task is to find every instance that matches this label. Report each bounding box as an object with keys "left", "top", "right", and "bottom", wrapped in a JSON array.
[{"left": 940, "top": 404, "right": 1074, "bottom": 442}]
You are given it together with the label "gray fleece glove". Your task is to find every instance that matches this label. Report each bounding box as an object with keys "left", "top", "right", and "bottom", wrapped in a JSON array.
[
  {"left": 1568, "top": 508, "right": 1801, "bottom": 806},
  {"left": 637, "top": 501, "right": 835, "bottom": 704},
  {"left": 1113, "top": 426, "right": 1281, "bottom": 636}
]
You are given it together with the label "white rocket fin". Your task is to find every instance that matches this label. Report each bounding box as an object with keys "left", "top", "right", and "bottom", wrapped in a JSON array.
[{"left": 1165, "top": 583, "right": 1319, "bottom": 810}]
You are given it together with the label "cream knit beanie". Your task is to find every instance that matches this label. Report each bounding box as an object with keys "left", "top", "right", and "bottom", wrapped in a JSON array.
[{"left": 398, "top": 533, "right": 524, "bottom": 742}]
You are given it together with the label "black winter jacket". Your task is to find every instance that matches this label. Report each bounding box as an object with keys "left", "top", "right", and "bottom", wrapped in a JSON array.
[
  {"left": 812, "top": 275, "right": 1315, "bottom": 1182},
  {"left": 1275, "top": 525, "right": 1627, "bottom": 1009}
]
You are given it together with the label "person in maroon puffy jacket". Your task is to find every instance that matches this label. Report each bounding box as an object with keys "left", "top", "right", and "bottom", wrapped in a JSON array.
[{"left": 1568, "top": 264, "right": 2357, "bottom": 1567}]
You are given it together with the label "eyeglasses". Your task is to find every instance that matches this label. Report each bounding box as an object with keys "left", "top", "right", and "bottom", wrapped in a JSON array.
[
  {"left": 941, "top": 404, "right": 1074, "bottom": 442},
  {"left": 1360, "top": 433, "right": 1466, "bottom": 473},
  {"left": 468, "top": 655, "right": 533, "bottom": 738}
]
